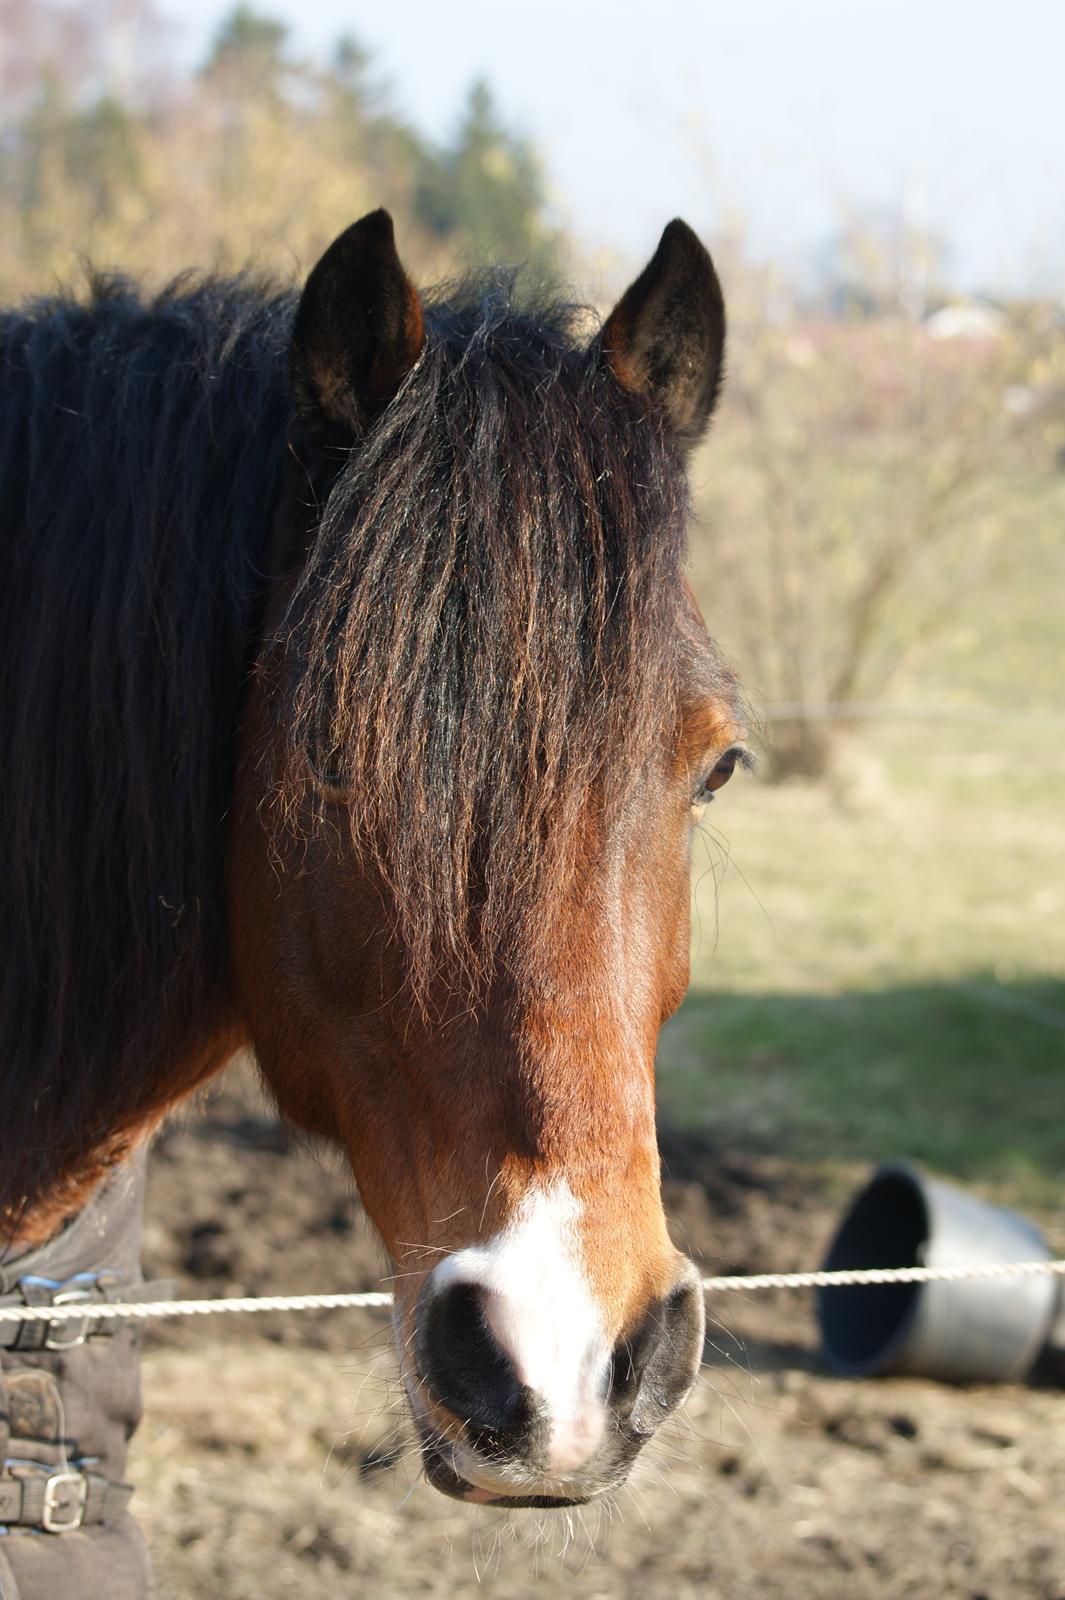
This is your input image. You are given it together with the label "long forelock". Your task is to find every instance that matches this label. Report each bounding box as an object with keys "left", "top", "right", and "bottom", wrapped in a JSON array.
[{"left": 280, "top": 276, "right": 689, "bottom": 1004}]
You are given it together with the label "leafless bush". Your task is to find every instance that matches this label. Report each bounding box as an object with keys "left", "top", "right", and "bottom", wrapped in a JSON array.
[{"left": 690, "top": 237, "right": 1065, "bottom": 780}]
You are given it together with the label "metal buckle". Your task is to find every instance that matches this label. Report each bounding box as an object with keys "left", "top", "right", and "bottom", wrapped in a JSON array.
[
  {"left": 44, "top": 1288, "right": 95, "bottom": 1350},
  {"left": 41, "top": 1471, "right": 88, "bottom": 1533}
]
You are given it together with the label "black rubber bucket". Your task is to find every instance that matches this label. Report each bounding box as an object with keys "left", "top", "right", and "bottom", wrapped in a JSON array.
[
  {"left": 1038, "top": 1292, "right": 1065, "bottom": 1382},
  {"left": 817, "top": 1162, "right": 1059, "bottom": 1383}
]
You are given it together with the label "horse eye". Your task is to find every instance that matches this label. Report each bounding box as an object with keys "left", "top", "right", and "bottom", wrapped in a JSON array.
[{"left": 692, "top": 746, "right": 745, "bottom": 807}]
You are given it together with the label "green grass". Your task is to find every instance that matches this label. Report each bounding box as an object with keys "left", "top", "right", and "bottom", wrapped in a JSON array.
[{"left": 660, "top": 474, "right": 1065, "bottom": 1209}]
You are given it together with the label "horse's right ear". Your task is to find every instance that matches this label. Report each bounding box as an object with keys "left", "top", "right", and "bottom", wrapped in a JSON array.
[{"left": 290, "top": 209, "right": 425, "bottom": 434}]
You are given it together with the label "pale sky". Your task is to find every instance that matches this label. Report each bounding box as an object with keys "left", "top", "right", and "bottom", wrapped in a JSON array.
[{"left": 169, "top": 0, "right": 1064, "bottom": 295}]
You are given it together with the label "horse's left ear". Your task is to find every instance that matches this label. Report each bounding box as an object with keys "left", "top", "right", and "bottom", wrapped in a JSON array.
[
  {"left": 291, "top": 209, "right": 425, "bottom": 433},
  {"left": 599, "top": 219, "right": 726, "bottom": 448}
]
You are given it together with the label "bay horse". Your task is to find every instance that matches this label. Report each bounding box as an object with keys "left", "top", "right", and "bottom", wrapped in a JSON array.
[{"left": 0, "top": 211, "right": 747, "bottom": 1508}]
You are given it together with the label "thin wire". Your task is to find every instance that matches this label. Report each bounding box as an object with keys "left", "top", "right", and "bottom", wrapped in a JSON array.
[{"left": 0, "top": 1258, "right": 1063, "bottom": 1327}]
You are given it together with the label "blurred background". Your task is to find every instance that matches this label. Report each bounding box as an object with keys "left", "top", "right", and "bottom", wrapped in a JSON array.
[{"left": 3, "top": 1, "right": 1062, "bottom": 1595}]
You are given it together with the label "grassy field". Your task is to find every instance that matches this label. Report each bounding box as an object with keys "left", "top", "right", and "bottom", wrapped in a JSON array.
[{"left": 663, "top": 473, "right": 1065, "bottom": 1206}]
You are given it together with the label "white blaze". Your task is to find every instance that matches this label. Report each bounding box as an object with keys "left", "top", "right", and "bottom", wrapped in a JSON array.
[{"left": 429, "top": 1179, "right": 609, "bottom": 1476}]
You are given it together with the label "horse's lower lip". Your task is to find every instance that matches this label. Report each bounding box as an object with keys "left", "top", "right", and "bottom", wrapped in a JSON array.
[{"left": 422, "top": 1446, "right": 588, "bottom": 1509}]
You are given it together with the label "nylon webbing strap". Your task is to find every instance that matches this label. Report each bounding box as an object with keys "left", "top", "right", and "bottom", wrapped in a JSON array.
[{"left": 0, "top": 1470, "right": 133, "bottom": 1533}]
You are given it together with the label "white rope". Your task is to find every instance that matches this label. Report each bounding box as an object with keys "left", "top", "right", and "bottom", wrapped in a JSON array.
[
  {"left": 699, "top": 1259, "right": 1065, "bottom": 1292},
  {"left": 0, "top": 1258, "right": 1063, "bottom": 1328},
  {"left": 0, "top": 1292, "right": 395, "bottom": 1325}
]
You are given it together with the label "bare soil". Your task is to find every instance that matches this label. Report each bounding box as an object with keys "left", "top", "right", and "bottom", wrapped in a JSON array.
[{"left": 136, "top": 1062, "right": 1065, "bottom": 1600}]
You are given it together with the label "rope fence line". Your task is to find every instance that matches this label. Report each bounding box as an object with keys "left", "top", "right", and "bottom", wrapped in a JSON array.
[
  {"left": 699, "top": 1259, "right": 1065, "bottom": 1293},
  {"left": 1, "top": 1258, "right": 1064, "bottom": 1328},
  {"left": 758, "top": 701, "right": 1065, "bottom": 727}
]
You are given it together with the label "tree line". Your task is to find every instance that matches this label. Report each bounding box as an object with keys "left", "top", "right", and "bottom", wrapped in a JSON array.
[{"left": 0, "top": 0, "right": 561, "bottom": 296}]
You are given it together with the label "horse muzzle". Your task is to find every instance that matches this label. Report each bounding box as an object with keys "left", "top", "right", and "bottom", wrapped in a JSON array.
[{"left": 406, "top": 1259, "right": 705, "bottom": 1506}]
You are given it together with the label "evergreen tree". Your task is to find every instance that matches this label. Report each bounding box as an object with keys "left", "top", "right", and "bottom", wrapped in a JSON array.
[
  {"left": 415, "top": 79, "right": 557, "bottom": 267},
  {"left": 202, "top": 5, "right": 290, "bottom": 99}
]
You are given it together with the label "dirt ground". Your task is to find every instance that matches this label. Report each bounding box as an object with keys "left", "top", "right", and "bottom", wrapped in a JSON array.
[{"left": 135, "top": 1062, "right": 1065, "bottom": 1600}]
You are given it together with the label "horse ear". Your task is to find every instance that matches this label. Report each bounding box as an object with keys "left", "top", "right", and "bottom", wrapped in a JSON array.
[
  {"left": 290, "top": 209, "right": 425, "bottom": 433},
  {"left": 599, "top": 219, "right": 726, "bottom": 448}
]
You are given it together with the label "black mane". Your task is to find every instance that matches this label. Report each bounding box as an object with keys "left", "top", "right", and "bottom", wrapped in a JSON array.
[
  {"left": 0, "top": 264, "right": 706, "bottom": 1221},
  {"left": 0, "top": 275, "right": 293, "bottom": 1218}
]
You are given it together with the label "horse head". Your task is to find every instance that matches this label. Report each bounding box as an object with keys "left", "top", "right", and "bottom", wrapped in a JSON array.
[{"left": 231, "top": 211, "right": 747, "bottom": 1505}]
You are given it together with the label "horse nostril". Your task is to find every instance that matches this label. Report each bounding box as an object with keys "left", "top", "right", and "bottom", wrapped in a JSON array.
[
  {"left": 610, "top": 1269, "right": 705, "bottom": 1438},
  {"left": 415, "top": 1280, "right": 528, "bottom": 1438}
]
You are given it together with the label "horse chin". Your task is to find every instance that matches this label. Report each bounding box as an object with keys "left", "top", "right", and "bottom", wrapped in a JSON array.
[{"left": 421, "top": 1446, "right": 591, "bottom": 1510}]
